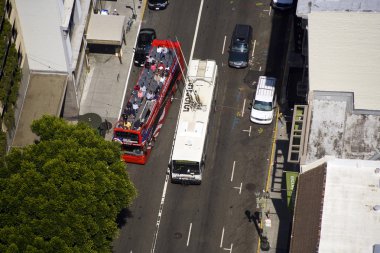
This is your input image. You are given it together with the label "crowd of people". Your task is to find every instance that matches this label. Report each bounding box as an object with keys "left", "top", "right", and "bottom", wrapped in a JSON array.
[{"left": 117, "top": 45, "right": 173, "bottom": 131}]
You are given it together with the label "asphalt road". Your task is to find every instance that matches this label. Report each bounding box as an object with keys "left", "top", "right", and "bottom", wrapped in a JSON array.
[{"left": 112, "top": 0, "right": 291, "bottom": 252}]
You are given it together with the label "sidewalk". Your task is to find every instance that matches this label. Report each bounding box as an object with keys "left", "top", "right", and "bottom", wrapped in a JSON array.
[
  {"left": 79, "top": 0, "right": 146, "bottom": 140},
  {"left": 258, "top": 112, "right": 294, "bottom": 253}
]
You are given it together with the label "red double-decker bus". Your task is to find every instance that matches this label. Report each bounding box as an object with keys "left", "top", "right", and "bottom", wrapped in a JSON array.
[{"left": 113, "top": 40, "right": 184, "bottom": 164}]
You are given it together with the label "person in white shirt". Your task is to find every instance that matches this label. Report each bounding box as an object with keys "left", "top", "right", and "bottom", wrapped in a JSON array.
[{"left": 146, "top": 91, "right": 154, "bottom": 100}]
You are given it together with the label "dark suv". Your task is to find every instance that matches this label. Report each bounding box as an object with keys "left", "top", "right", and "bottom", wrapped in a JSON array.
[
  {"left": 228, "top": 24, "right": 252, "bottom": 68},
  {"left": 148, "top": 0, "right": 169, "bottom": 10},
  {"left": 134, "top": 28, "right": 157, "bottom": 67}
]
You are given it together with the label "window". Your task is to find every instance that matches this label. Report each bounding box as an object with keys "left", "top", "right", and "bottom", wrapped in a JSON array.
[{"left": 6, "top": 0, "right": 12, "bottom": 17}]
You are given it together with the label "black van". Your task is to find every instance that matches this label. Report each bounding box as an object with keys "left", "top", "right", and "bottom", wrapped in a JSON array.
[{"left": 228, "top": 24, "right": 252, "bottom": 68}]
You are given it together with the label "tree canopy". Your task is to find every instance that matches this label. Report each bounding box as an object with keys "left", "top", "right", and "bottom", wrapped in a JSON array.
[{"left": 0, "top": 115, "right": 136, "bottom": 253}]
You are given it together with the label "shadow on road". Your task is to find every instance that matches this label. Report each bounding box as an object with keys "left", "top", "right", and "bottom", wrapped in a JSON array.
[{"left": 116, "top": 208, "right": 133, "bottom": 228}]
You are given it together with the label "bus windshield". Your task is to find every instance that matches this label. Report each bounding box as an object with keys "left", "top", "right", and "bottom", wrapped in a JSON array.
[
  {"left": 121, "top": 144, "right": 144, "bottom": 156},
  {"left": 172, "top": 160, "right": 200, "bottom": 175},
  {"left": 115, "top": 131, "right": 139, "bottom": 143}
]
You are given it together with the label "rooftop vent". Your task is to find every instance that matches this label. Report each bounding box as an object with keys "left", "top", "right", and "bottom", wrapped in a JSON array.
[
  {"left": 373, "top": 205, "right": 380, "bottom": 212},
  {"left": 375, "top": 168, "right": 380, "bottom": 174}
]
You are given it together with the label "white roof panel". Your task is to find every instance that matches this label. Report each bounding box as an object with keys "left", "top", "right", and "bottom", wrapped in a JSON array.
[
  {"left": 297, "top": 0, "right": 380, "bottom": 19},
  {"left": 319, "top": 158, "right": 380, "bottom": 252},
  {"left": 171, "top": 60, "right": 217, "bottom": 162},
  {"left": 309, "top": 12, "right": 380, "bottom": 110},
  {"left": 86, "top": 14, "right": 126, "bottom": 45},
  {"left": 15, "top": 0, "right": 68, "bottom": 72}
]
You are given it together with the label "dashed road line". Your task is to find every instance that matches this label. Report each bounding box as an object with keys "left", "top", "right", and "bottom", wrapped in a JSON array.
[
  {"left": 220, "top": 227, "right": 225, "bottom": 247},
  {"left": 241, "top": 98, "right": 246, "bottom": 117},
  {"left": 252, "top": 39, "right": 256, "bottom": 58},
  {"left": 231, "top": 161, "right": 236, "bottom": 182},
  {"left": 187, "top": 223, "right": 193, "bottom": 246},
  {"left": 222, "top": 35, "right": 227, "bottom": 55}
]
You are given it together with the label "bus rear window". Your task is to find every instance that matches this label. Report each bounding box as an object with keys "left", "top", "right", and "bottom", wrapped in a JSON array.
[{"left": 172, "top": 160, "right": 200, "bottom": 174}]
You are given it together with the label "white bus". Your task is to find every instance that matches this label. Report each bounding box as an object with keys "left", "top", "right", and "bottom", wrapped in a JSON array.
[{"left": 169, "top": 59, "right": 218, "bottom": 184}]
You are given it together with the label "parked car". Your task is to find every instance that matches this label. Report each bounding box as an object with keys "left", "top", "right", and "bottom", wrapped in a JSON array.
[
  {"left": 134, "top": 28, "right": 157, "bottom": 67},
  {"left": 271, "top": 0, "right": 294, "bottom": 10},
  {"left": 228, "top": 24, "right": 252, "bottom": 68},
  {"left": 250, "top": 76, "right": 277, "bottom": 124},
  {"left": 148, "top": 0, "right": 169, "bottom": 10}
]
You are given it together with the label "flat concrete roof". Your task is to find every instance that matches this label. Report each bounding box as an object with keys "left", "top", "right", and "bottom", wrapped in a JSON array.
[
  {"left": 320, "top": 158, "right": 380, "bottom": 252},
  {"left": 12, "top": 73, "right": 67, "bottom": 147},
  {"left": 15, "top": 0, "right": 68, "bottom": 72},
  {"left": 305, "top": 92, "right": 380, "bottom": 164},
  {"left": 308, "top": 12, "right": 380, "bottom": 111},
  {"left": 297, "top": 0, "right": 380, "bottom": 19},
  {"left": 86, "top": 14, "right": 126, "bottom": 45}
]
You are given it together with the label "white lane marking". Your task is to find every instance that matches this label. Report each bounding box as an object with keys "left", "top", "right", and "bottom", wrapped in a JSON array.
[
  {"left": 222, "top": 35, "right": 227, "bottom": 55},
  {"left": 233, "top": 182, "right": 242, "bottom": 195},
  {"left": 220, "top": 227, "right": 225, "bottom": 248},
  {"left": 251, "top": 39, "right": 256, "bottom": 58},
  {"left": 242, "top": 126, "right": 252, "bottom": 137},
  {"left": 187, "top": 223, "right": 192, "bottom": 246},
  {"left": 231, "top": 161, "right": 236, "bottom": 182},
  {"left": 269, "top": 6, "right": 272, "bottom": 16},
  {"left": 259, "top": 66, "right": 262, "bottom": 71},
  {"left": 189, "top": 0, "right": 205, "bottom": 61},
  {"left": 241, "top": 98, "right": 246, "bottom": 117},
  {"left": 119, "top": 21, "right": 142, "bottom": 118},
  {"left": 223, "top": 243, "right": 233, "bottom": 252},
  {"left": 150, "top": 174, "right": 170, "bottom": 253}
]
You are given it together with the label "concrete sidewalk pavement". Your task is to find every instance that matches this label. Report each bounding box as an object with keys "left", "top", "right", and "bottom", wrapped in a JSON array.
[
  {"left": 79, "top": 0, "right": 146, "bottom": 140},
  {"left": 258, "top": 112, "right": 293, "bottom": 253}
]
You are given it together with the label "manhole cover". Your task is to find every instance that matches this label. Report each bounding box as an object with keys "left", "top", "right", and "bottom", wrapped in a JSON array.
[
  {"left": 174, "top": 232, "right": 182, "bottom": 239},
  {"left": 245, "top": 183, "right": 256, "bottom": 192}
]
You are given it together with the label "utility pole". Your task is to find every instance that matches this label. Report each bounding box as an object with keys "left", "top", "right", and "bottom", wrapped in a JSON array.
[{"left": 255, "top": 190, "right": 271, "bottom": 251}]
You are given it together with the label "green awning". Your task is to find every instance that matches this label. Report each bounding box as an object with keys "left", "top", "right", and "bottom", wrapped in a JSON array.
[{"left": 285, "top": 171, "right": 299, "bottom": 211}]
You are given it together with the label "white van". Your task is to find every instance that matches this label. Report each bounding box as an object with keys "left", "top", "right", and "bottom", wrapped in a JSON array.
[{"left": 250, "top": 76, "right": 276, "bottom": 124}]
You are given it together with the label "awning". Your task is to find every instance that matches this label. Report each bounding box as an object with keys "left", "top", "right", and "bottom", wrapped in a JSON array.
[
  {"left": 285, "top": 171, "right": 299, "bottom": 211},
  {"left": 86, "top": 14, "right": 126, "bottom": 46}
]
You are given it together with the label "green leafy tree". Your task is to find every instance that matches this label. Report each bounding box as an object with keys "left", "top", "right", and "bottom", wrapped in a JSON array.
[{"left": 0, "top": 115, "right": 136, "bottom": 253}]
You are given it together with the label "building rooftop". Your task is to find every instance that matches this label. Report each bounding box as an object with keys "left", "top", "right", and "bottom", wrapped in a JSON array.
[
  {"left": 293, "top": 157, "right": 380, "bottom": 252},
  {"left": 16, "top": 0, "right": 68, "bottom": 72},
  {"left": 297, "top": 0, "right": 380, "bottom": 19},
  {"left": 290, "top": 162, "right": 326, "bottom": 253},
  {"left": 304, "top": 92, "right": 380, "bottom": 164},
  {"left": 320, "top": 158, "right": 380, "bottom": 252},
  {"left": 308, "top": 11, "right": 380, "bottom": 111},
  {"left": 12, "top": 72, "right": 67, "bottom": 147}
]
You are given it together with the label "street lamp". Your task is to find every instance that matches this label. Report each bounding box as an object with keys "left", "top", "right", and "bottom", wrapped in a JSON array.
[{"left": 255, "top": 190, "right": 271, "bottom": 251}]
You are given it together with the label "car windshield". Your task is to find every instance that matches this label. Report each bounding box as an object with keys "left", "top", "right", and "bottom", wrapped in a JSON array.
[
  {"left": 253, "top": 100, "right": 273, "bottom": 111},
  {"left": 149, "top": 0, "right": 166, "bottom": 3},
  {"left": 231, "top": 41, "right": 248, "bottom": 53},
  {"left": 172, "top": 160, "right": 200, "bottom": 175},
  {"left": 138, "top": 33, "right": 153, "bottom": 46},
  {"left": 121, "top": 144, "right": 144, "bottom": 156}
]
